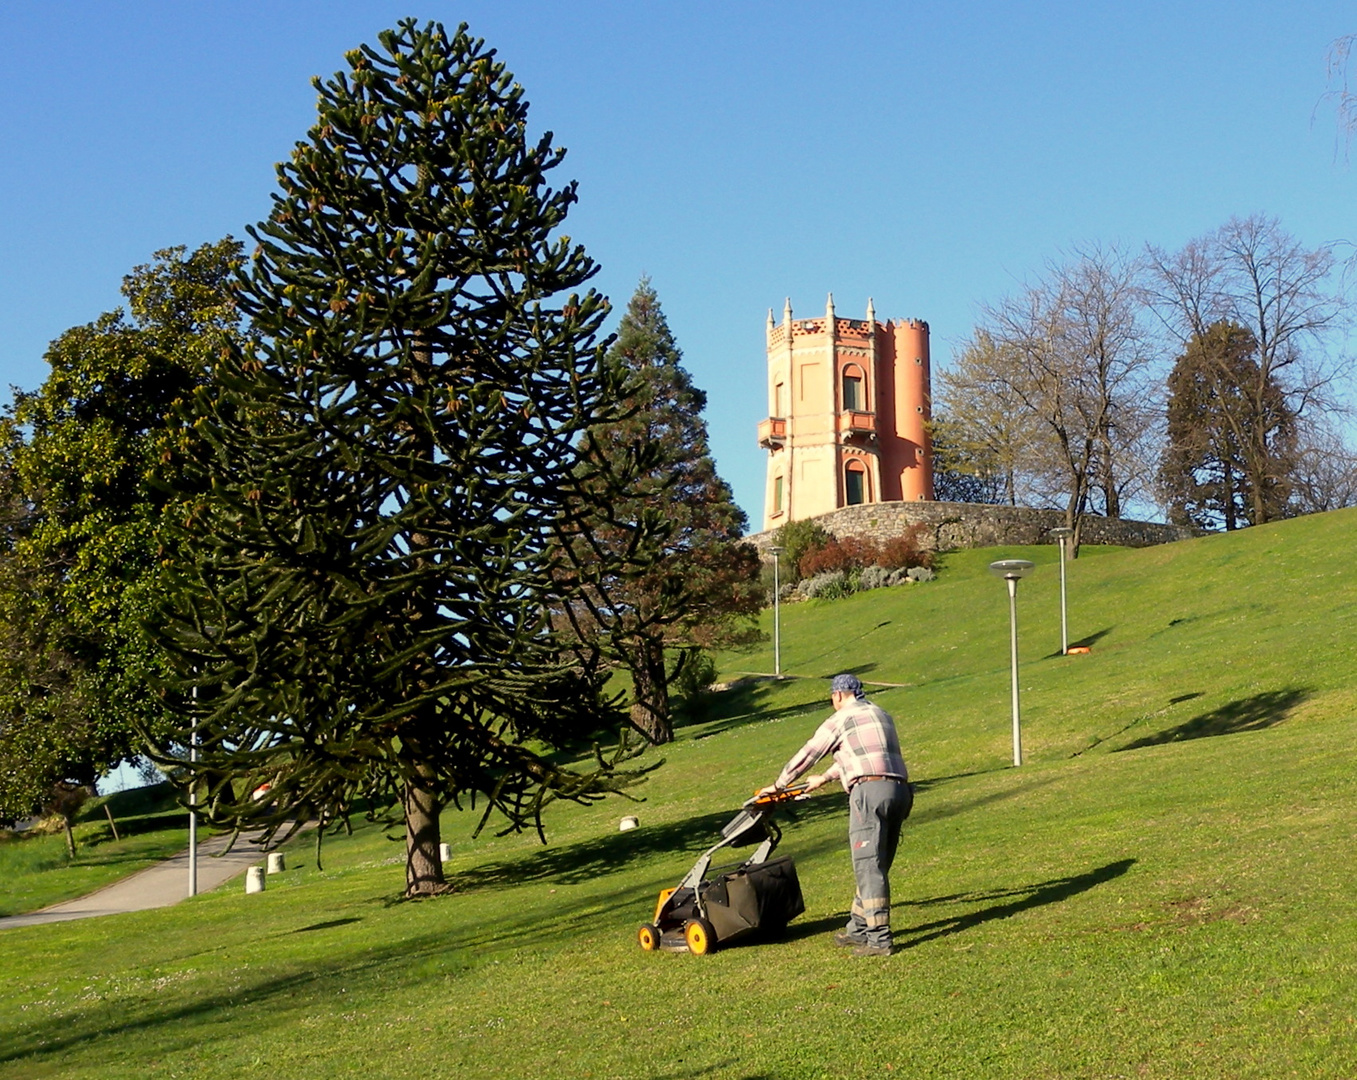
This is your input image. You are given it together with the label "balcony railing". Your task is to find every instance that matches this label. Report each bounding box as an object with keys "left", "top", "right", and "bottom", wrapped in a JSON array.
[
  {"left": 758, "top": 417, "right": 787, "bottom": 449},
  {"left": 837, "top": 410, "right": 876, "bottom": 436}
]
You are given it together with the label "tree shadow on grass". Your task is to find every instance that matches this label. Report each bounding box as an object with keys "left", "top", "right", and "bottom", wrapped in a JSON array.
[
  {"left": 0, "top": 824, "right": 1126, "bottom": 1069},
  {"left": 1115, "top": 688, "right": 1310, "bottom": 751},
  {"left": 442, "top": 765, "right": 1062, "bottom": 897},
  {"left": 442, "top": 793, "right": 852, "bottom": 894},
  {"left": 3, "top": 862, "right": 802, "bottom": 1069},
  {"left": 682, "top": 661, "right": 902, "bottom": 742},
  {"left": 676, "top": 679, "right": 804, "bottom": 735},
  {"left": 681, "top": 683, "right": 830, "bottom": 741},
  {"left": 293, "top": 917, "right": 362, "bottom": 933},
  {"left": 894, "top": 858, "right": 1136, "bottom": 950}
]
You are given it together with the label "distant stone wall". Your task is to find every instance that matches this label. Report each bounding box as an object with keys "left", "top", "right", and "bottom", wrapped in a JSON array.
[{"left": 745, "top": 500, "right": 1199, "bottom": 556}]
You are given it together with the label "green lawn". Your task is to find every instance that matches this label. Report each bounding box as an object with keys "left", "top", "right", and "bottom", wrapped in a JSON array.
[
  {"left": 0, "top": 784, "right": 192, "bottom": 917},
  {"left": 2, "top": 509, "right": 1357, "bottom": 1078}
]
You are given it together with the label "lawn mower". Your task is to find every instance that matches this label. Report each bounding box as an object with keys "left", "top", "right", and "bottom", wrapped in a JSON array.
[{"left": 636, "top": 784, "right": 809, "bottom": 956}]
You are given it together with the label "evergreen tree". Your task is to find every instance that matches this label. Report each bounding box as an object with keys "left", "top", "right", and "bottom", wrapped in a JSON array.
[
  {"left": 0, "top": 242, "right": 242, "bottom": 829},
  {"left": 1158, "top": 321, "right": 1297, "bottom": 530},
  {"left": 558, "top": 279, "right": 761, "bottom": 744},
  {"left": 153, "top": 21, "right": 646, "bottom": 896}
]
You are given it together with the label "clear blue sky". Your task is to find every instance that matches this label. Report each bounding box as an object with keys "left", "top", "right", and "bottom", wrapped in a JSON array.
[{"left": 1, "top": 1, "right": 1352, "bottom": 524}]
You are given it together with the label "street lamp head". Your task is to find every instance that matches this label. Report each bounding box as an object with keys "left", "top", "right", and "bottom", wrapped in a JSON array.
[
  {"left": 1050, "top": 527, "right": 1073, "bottom": 539},
  {"left": 989, "top": 558, "right": 1035, "bottom": 582},
  {"left": 769, "top": 546, "right": 784, "bottom": 555}
]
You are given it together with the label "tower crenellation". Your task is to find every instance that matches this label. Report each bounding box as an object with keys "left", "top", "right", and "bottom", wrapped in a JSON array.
[{"left": 758, "top": 297, "right": 933, "bottom": 531}]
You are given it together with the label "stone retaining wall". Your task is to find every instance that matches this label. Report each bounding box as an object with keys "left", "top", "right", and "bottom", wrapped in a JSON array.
[{"left": 745, "top": 501, "right": 1198, "bottom": 555}]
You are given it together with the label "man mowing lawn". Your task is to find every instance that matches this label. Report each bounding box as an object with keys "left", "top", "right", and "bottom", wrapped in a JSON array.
[{"left": 758, "top": 673, "right": 913, "bottom": 957}]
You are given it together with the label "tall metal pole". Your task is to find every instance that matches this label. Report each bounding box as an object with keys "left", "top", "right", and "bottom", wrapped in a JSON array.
[
  {"left": 1007, "top": 576, "right": 1022, "bottom": 767},
  {"left": 771, "top": 546, "right": 783, "bottom": 678},
  {"left": 990, "top": 559, "right": 1033, "bottom": 767},
  {"left": 1058, "top": 534, "right": 1069, "bottom": 656},
  {"left": 189, "top": 685, "right": 198, "bottom": 898}
]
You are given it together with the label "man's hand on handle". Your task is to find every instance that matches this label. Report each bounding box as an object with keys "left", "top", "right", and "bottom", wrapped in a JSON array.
[{"left": 756, "top": 774, "right": 827, "bottom": 799}]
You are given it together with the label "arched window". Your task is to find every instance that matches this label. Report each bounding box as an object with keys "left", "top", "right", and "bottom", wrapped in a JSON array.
[
  {"left": 845, "top": 463, "right": 866, "bottom": 506},
  {"left": 841, "top": 365, "right": 865, "bottom": 412}
]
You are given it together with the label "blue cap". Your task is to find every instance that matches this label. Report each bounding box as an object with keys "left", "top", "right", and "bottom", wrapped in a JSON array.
[{"left": 831, "top": 673, "right": 865, "bottom": 698}]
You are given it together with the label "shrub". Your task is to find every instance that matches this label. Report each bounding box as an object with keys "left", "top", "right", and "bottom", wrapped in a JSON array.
[
  {"left": 906, "top": 566, "right": 936, "bottom": 583},
  {"left": 671, "top": 649, "right": 718, "bottom": 706},
  {"left": 799, "top": 570, "right": 849, "bottom": 600},
  {"left": 877, "top": 525, "right": 932, "bottom": 571},
  {"left": 771, "top": 519, "right": 832, "bottom": 585},
  {"left": 859, "top": 565, "right": 891, "bottom": 591},
  {"left": 797, "top": 525, "right": 933, "bottom": 579},
  {"left": 800, "top": 535, "right": 880, "bottom": 577}
]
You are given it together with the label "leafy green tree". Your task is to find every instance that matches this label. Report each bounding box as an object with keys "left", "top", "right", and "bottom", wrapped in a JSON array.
[
  {"left": 1158, "top": 321, "right": 1297, "bottom": 530},
  {"left": 556, "top": 279, "right": 761, "bottom": 744},
  {"left": 0, "top": 242, "right": 242, "bottom": 831},
  {"left": 152, "top": 21, "right": 647, "bottom": 897}
]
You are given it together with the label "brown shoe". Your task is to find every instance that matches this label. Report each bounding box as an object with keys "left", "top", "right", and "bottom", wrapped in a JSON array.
[
  {"left": 852, "top": 943, "right": 893, "bottom": 957},
  {"left": 833, "top": 931, "right": 866, "bottom": 948}
]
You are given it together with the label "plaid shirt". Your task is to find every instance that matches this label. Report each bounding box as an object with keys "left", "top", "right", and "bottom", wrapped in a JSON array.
[{"left": 775, "top": 697, "right": 908, "bottom": 792}]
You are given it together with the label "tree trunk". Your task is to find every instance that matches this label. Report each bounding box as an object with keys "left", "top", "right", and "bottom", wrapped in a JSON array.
[
  {"left": 1101, "top": 435, "right": 1121, "bottom": 518},
  {"left": 1065, "top": 493, "right": 1084, "bottom": 559},
  {"left": 399, "top": 325, "right": 450, "bottom": 899},
  {"left": 628, "top": 637, "right": 672, "bottom": 744},
  {"left": 61, "top": 814, "right": 76, "bottom": 859},
  {"left": 401, "top": 763, "right": 447, "bottom": 897},
  {"left": 1222, "top": 456, "right": 1238, "bottom": 531}
]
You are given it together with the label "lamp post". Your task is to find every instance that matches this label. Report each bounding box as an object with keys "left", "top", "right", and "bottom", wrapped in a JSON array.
[
  {"left": 770, "top": 546, "right": 784, "bottom": 677},
  {"left": 1051, "top": 526, "right": 1072, "bottom": 655},
  {"left": 189, "top": 684, "right": 198, "bottom": 897},
  {"left": 989, "top": 558, "right": 1035, "bottom": 767}
]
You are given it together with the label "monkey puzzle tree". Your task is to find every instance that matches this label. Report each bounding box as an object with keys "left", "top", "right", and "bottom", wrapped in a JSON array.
[{"left": 154, "top": 21, "right": 646, "bottom": 897}]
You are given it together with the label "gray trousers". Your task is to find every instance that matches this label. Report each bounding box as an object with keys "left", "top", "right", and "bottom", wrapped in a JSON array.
[{"left": 844, "top": 778, "right": 912, "bottom": 947}]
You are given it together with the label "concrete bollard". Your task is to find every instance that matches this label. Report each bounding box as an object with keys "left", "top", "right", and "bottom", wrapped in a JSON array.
[
  {"left": 619, "top": 816, "right": 639, "bottom": 832},
  {"left": 439, "top": 842, "right": 452, "bottom": 863},
  {"left": 267, "top": 852, "right": 285, "bottom": 874},
  {"left": 245, "top": 866, "right": 266, "bottom": 894}
]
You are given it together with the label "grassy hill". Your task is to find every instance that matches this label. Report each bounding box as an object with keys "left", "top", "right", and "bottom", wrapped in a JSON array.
[{"left": 3, "top": 509, "right": 1357, "bottom": 1078}]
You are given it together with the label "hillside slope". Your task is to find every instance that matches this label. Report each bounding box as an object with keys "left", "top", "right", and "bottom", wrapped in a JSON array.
[{"left": 2, "top": 509, "right": 1356, "bottom": 1079}]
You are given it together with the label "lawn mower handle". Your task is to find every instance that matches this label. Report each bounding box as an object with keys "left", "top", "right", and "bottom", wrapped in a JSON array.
[{"left": 744, "top": 783, "right": 813, "bottom": 808}]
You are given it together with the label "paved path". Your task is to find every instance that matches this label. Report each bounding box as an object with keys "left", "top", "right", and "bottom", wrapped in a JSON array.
[{"left": 0, "top": 831, "right": 275, "bottom": 931}]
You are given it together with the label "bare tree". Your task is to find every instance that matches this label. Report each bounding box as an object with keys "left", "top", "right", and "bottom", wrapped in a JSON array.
[
  {"left": 1146, "top": 215, "right": 1347, "bottom": 526},
  {"left": 949, "top": 247, "right": 1157, "bottom": 552},
  {"left": 936, "top": 331, "right": 1042, "bottom": 507},
  {"left": 1323, "top": 35, "right": 1357, "bottom": 157},
  {"left": 1056, "top": 248, "right": 1160, "bottom": 518},
  {"left": 1291, "top": 411, "right": 1357, "bottom": 514}
]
